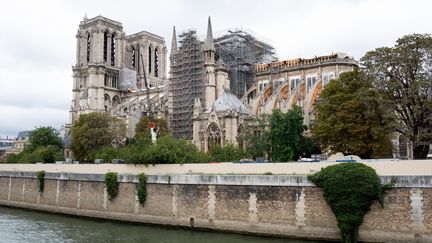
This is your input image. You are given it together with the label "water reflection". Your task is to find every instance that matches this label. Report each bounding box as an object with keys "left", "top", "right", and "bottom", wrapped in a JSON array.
[{"left": 0, "top": 206, "right": 322, "bottom": 243}]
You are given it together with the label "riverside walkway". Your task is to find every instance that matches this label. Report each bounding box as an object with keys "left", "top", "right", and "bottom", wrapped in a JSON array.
[{"left": 0, "top": 160, "right": 431, "bottom": 176}]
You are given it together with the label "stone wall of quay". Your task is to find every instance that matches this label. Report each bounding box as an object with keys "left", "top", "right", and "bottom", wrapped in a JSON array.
[{"left": 0, "top": 172, "right": 431, "bottom": 242}]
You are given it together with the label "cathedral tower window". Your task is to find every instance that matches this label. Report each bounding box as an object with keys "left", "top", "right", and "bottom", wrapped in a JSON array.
[
  {"left": 207, "top": 123, "right": 221, "bottom": 152},
  {"left": 103, "top": 30, "right": 109, "bottom": 62},
  {"left": 148, "top": 46, "right": 152, "bottom": 74},
  {"left": 112, "top": 73, "right": 117, "bottom": 88},
  {"left": 154, "top": 48, "right": 159, "bottom": 77},
  {"left": 131, "top": 46, "right": 136, "bottom": 69},
  {"left": 111, "top": 33, "right": 116, "bottom": 66},
  {"left": 86, "top": 32, "right": 91, "bottom": 62},
  {"left": 104, "top": 73, "right": 109, "bottom": 86}
]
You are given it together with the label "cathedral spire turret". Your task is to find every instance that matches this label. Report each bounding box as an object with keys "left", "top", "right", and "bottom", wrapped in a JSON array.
[
  {"left": 171, "top": 26, "right": 177, "bottom": 54},
  {"left": 203, "top": 16, "right": 215, "bottom": 51}
]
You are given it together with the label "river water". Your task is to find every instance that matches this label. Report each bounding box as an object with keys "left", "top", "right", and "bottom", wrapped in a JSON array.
[{"left": 0, "top": 206, "right": 323, "bottom": 243}]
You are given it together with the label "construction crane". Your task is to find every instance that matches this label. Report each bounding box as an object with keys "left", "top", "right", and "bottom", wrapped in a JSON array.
[{"left": 138, "top": 46, "right": 157, "bottom": 143}]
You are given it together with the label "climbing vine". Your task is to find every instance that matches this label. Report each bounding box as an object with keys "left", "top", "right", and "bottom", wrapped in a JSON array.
[
  {"left": 308, "top": 163, "right": 391, "bottom": 243},
  {"left": 36, "top": 170, "right": 45, "bottom": 193},
  {"left": 137, "top": 173, "right": 147, "bottom": 206},
  {"left": 104, "top": 172, "right": 119, "bottom": 200}
]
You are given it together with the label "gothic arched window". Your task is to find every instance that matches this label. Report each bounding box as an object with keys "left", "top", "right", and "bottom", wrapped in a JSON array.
[
  {"left": 154, "top": 48, "right": 159, "bottom": 77},
  {"left": 112, "top": 95, "right": 120, "bottom": 108},
  {"left": 104, "top": 72, "right": 109, "bottom": 86},
  {"left": 207, "top": 123, "right": 221, "bottom": 152},
  {"left": 237, "top": 125, "right": 245, "bottom": 151},
  {"left": 148, "top": 46, "right": 152, "bottom": 74},
  {"left": 131, "top": 45, "right": 136, "bottom": 69},
  {"left": 104, "top": 94, "right": 111, "bottom": 111},
  {"left": 86, "top": 32, "right": 91, "bottom": 62},
  {"left": 111, "top": 33, "right": 116, "bottom": 66},
  {"left": 103, "top": 30, "right": 109, "bottom": 62},
  {"left": 112, "top": 73, "right": 117, "bottom": 88}
]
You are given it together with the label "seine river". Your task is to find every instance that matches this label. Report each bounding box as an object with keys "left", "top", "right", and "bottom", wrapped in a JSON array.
[{"left": 0, "top": 206, "right": 323, "bottom": 243}]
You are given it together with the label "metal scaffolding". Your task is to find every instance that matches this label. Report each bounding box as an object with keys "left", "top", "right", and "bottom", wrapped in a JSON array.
[
  {"left": 214, "top": 29, "right": 277, "bottom": 99},
  {"left": 169, "top": 30, "right": 205, "bottom": 139}
]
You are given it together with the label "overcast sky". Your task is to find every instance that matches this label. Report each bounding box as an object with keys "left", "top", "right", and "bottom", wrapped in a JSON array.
[{"left": 0, "top": 0, "right": 431, "bottom": 138}]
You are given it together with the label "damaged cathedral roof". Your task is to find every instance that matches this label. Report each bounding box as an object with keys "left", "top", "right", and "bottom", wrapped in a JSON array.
[{"left": 208, "top": 91, "right": 250, "bottom": 115}]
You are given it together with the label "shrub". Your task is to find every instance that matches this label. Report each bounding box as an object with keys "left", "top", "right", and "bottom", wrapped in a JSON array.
[
  {"left": 36, "top": 145, "right": 60, "bottom": 163},
  {"left": 92, "top": 146, "right": 122, "bottom": 163},
  {"left": 5, "top": 153, "right": 20, "bottom": 163},
  {"left": 136, "top": 173, "right": 147, "bottom": 206},
  {"left": 209, "top": 143, "right": 245, "bottom": 162},
  {"left": 104, "top": 172, "right": 119, "bottom": 200},
  {"left": 36, "top": 170, "right": 45, "bottom": 193},
  {"left": 308, "top": 163, "right": 391, "bottom": 243}
]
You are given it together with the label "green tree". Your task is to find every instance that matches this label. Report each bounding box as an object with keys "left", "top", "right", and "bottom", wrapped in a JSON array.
[
  {"left": 269, "top": 108, "right": 308, "bottom": 161},
  {"left": 145, "top": 136, "right": 211, "bottom": 164},
  {"left": 245, "top": 114, "right": 270, "bottom": 159},
  {"left": 209, "top": 143, "right": 245, "bottom": 162},
  {"left": 361, "top": 34, "right": 432, "bottom": 159},
  {"left": 135, "top": 117, "right": 170, "bottom": 139},
  {"left": 26, "top": 126, "right": 61, "bottom": 152},
  {"left": 312, "top": 70, "right": 392, "bottom": 159},
  {"left": 71, "top": 112, "right": 126, "bottom": 162},
  {"left": 246, "top": 109, "right": 318, "bottom": 161},
  {"left": 308, "top": 163, "right": 391, "bottom": 243},
  {"left": 36, "top": 145, "right": 64, "bottom": 163},
  {"left": 6, "top": 126, "right": 64, "bottom": 164}
]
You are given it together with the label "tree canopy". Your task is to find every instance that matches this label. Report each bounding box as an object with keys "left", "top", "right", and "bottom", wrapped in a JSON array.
[
  {"left": 361, "top": 34, "right": 432, "bottom": 159},
  {"left": 135, "top": 116, "right": 170, "bottom": 139},
  {"left": 26, "top": 126, "right": 61, "bottom": 152},
  {"left": 5, "top": 126, "right": 64, "bottom": 163},
  {"left": 308, "top": 163, "right": 390, "bottom": 243},
  {"left": 71, "top": 112, "right": 126, "bottom": 162},
  {"left": 246, "top": 108, "right": 319, "bottom": 161},
  {"left": 312, "top": 70, "right": 393, "bottom": 159}
]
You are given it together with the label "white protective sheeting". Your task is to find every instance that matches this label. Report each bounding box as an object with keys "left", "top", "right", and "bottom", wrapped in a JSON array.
[{"left": 118, "top": 68, "right": 137, "bottom": 91}]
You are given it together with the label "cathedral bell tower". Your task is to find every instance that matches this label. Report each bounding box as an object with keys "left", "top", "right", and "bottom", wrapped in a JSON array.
[
  {"left": 70, "top": 15, "right": 124, "bottom": 124},
  {"left": 203, "top": 17, "right": 216, "bottom": 109}
]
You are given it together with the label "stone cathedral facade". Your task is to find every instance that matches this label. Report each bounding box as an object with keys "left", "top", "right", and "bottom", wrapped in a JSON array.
[
  {"left": 70, "top": 15, "right": 168, "bottom": 137},
  {"left": 68, "top": 15, "right": 358, "bottom": 153}
]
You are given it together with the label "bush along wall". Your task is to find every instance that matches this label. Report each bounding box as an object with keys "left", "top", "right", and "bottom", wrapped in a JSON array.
[
  {"left": 308, "top": 163, "right": 392, "bottom": 243},
  {"left": 104, "top": 172, "right": 119, "bottom": 200},
  {"left": 36, "top": 170, "right": 45, "bottom": 193},
  {"left": 137, "top": 173, "right": 147, "bottom": 206}
]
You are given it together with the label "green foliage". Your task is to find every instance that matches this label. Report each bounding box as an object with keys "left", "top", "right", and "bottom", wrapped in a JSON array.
[
  {"left": 144, "top": 136, "right": 212, "bottom": 164},
  {"left": 361, "top": 34, "right": 432, "bottom": 159},
  {"left": 245, "top": 114, "right": 270, "bottom": 158},
  {"left": 91, "top": 146, "right": 122, "bottom": 163},
  {"left": 71, "top": 112, "right": 126, "bottom": 162},
  {"left": 6, "top": 126, "right": 64, "bottom": 164},
  {"left": 27, "top": 126, "right": 61, "bottom": 153},
  {"left": 246, "top": 108, "right": 319, "bottom": 161},
  {"left": 104, "top": 172, "right": 119, "bottom": 200},
  {"left": 308, "top": 163, "right": 390, "bottom": 243},
  {"left": 36, "top": 170, "right": 45, "bottom": 193},
  {"left": 209, "top": 143, "right": 245, "bottom": 162},
  {"left": 36, "top": 145, "right": 63, "bottom": 163},
  {"left": 312, "top": 70, "right": 392, "bottom": 159},
  {"left": 269, "top": 108, "right": 308, "bottom": 161},
  {"left": 6, "top": 145, "right": 64, "bottom": 164},
  {"left": 136, "top": 173, "right": 147, "bottom": 206},
  {"left": 135, "top": 117, "right": 170, "bottom": 139},
  {"left": 5, "top": 153, "right": 20, "bottom": 163}
]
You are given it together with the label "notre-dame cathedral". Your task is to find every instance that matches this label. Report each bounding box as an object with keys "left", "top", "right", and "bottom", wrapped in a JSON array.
[{"left": 69, "top": 15, "right": 358, "bottom": 153}]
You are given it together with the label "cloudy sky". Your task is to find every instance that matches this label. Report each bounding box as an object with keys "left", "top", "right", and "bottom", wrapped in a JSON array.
[{"left": 0, "top": 0, "right": 431, "bottom": 138}]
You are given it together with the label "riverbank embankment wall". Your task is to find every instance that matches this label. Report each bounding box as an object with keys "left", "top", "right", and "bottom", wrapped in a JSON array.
[{"left": 0, "top": 170, "right": 431, "bottom": 242}]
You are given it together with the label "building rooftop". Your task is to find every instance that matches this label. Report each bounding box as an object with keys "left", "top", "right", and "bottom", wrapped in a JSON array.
[
  {"left": 17, "top": 130, "right": 32, "bottom": 140},
  {"left": 208, "top": 91, "right": 250, "bottom": 115}
]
